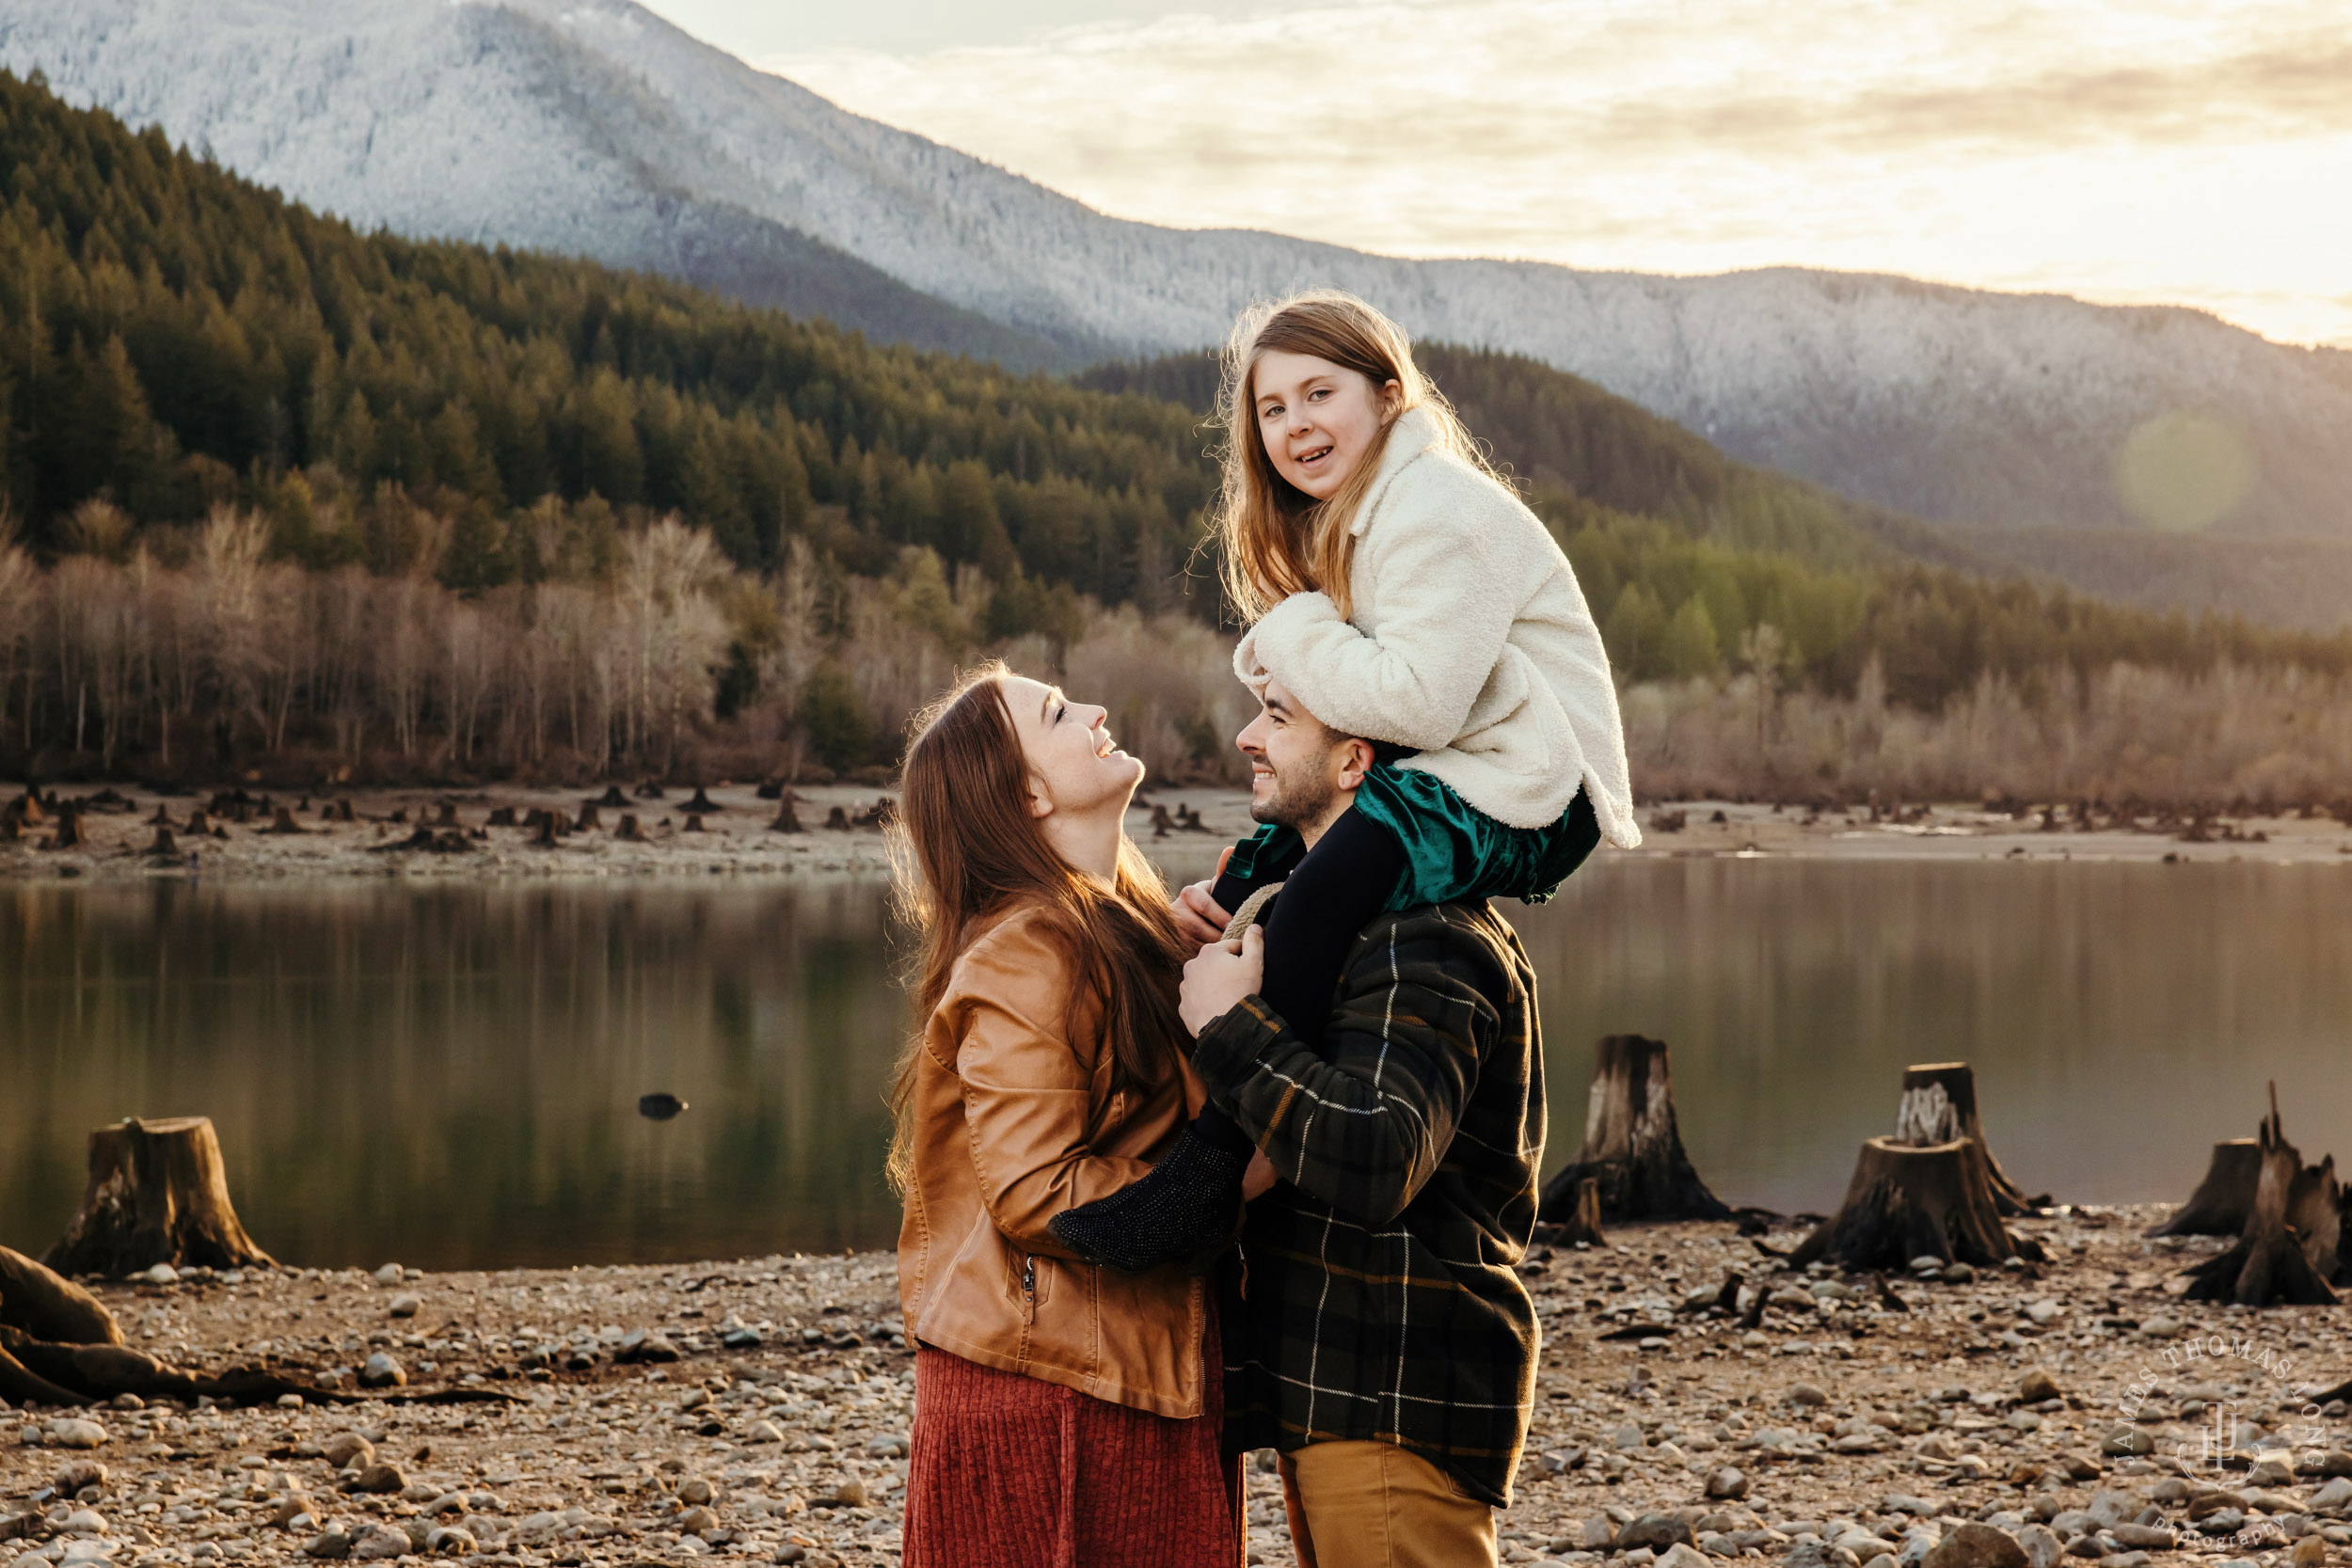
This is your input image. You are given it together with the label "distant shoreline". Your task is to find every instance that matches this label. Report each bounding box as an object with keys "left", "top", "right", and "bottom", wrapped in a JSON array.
[{"left": 8, "top": 784, "right": 2349, "bottom": 887}]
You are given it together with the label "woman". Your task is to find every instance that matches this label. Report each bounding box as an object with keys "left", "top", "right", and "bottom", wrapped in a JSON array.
[{"left": 890, "top": 660, "right": 1243, "bottom": 1568}]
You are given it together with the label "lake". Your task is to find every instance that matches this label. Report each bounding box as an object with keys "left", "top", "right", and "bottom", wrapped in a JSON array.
[{"left": 5, "top": 858, "right": 2349, "bottom": 1271}]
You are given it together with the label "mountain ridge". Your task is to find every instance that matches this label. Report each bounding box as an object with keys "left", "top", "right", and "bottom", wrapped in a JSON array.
[{"left": 8, "top": 0, "right": 2352, "bottom": 562}]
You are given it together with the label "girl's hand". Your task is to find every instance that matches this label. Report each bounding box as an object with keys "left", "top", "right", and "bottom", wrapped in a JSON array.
[{"left": 1179, "top": 925, "right": 1264, "bottom": 1036}]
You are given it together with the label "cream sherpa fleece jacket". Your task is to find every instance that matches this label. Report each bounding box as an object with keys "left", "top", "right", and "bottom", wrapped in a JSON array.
[{"left": 1233, "top": 404, "right": 1642, "bottom": 849}]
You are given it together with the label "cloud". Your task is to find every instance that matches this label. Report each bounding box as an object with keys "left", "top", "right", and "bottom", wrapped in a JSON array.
[{"left": 761, "top": 0, "right": 2352, "bottom": 345}]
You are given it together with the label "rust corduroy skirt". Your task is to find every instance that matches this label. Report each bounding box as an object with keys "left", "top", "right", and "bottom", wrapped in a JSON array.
[{"left": 902, "top": 1317, "right": 1241, "bottom": 1568}]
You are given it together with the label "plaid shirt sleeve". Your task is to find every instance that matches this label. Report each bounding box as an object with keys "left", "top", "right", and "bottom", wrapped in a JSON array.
[{"left": 1190, "top": 912, "right": 1504, "bottom": 1225}]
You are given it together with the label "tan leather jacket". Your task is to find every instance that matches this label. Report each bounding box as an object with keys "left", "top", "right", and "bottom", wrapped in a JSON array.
[{"left": 898, "top": 903, "right": 1209, "bottom": 1418}]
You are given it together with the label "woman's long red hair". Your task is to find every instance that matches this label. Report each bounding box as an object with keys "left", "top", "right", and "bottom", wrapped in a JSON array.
[{"left": 886, "top": 661, "right": 1192, "bottom": 1192}]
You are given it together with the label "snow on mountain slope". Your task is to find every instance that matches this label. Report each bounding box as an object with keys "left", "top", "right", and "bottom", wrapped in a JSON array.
[{"left": 8, "top": 0, "right": 2352, "bottom": 544}]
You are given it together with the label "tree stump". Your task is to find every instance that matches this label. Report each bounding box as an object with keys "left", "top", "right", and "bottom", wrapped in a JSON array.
[
  {"left": 1893, "top": 1062, "right": 2047, "bottom": 1215},
  {"left": 596, "top": 785, "right": 629, "bottom": 807},
  {"left": 0, "top": 1246, "right": 121, "bottom": 1345},
  {"left": 2182, "top": 1091, "right": 2341, "bottom": 1306},
  {"left": 683, "top": 814, "right": 706, "bottom": 832},
  {"left": 576, "top": 803, "right": 603, "bottom": 832},
  {"left": 684, "top": 787, "right": 721, "bottom": 814},
  {"left": 43, "top": 1117, "right": 276, "bottom": 1277},
  {"left": 486, "top": 806, "right": 517, "bottom": 827},
  {"left": 186, "top": 809, "right": 213, "bottom": 835},
  {"left": 1788, "top": 1137, "right": 2036, "bottom": 1271},
  {"left": 45, "top": 810, "right": 86, "bottom": 849},
  {"left": 145, "top": 826, "right": 178, "bottom": 856},
  {"left": 532, "top": 814, "right": 560, "bottom": 847},
  {"left": 1537, "top": 1035, "right": 1730, "bottom": 1224},
  {"left": 615, "top": 814, "right": 644, "bottom": 842},
  {"left": 2148, "top": 1138, "right": 2264, "bottom": 1237},
  {"left": 825, "top": 805, "right": 851, "bottom": 831},
  {"left": 1544, "top": 1175, "right": 1607, "bottom": 1247},
  {"left": 769, "top": 799, "right": 803, "bottom": 832},
  {"left": 148, "top": 802, "right": 173, "bottom": 826},
  {"left": 435, "top": 803, "right": 460, "bottom": 828},
  {"left": 264, "top": 806, "right": 305, "bottom": 835}
]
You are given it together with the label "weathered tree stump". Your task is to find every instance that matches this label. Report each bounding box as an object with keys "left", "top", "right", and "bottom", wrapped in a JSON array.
[
  {"left": 596, "top": 784, "right": 628, "bottom": 807},
  {"left": 44, "top": 1117, "right": 276, "bottom": 1277},
  {"left": 1894, "top": 1062, "right": 2048, "bottom": 1215},
  {"left": 2148, "top": 1138, "right": 2264, "bottom": 1237},
  {"left": 1788, "top": 1137, "right": 2039, "bottom": 1271},
  {"left": 434, "top": 803, "right": 460, "bottom": 828},
  {"left": 148, "top": 802, "right": 173, "bottom": 826},
  {"left": 265, "top": 806, "right": 305, "bottom": 835},
  {"left": 0, "top": 1246, "right": 121, "bottom": 1345},
  {"left": 615, "top": 814, "right": 644, "bottom": 842},
  {"left": 145, "top": 826, "right": 178, "bottom": 856},
  {"left": 1149, "top": 803, "right": 1174, "bottom": 839},
  {"left": 486, "top": 805, "right": 517, "bottom": 827},
  {"left": 2182, "top": 1091, "right": 2341, "bottom": 1306},
  {"left": 45, "top": 810, "right": 86, "bottom": 849},
  {"left": 769, "top": 798, "right": 803, "bottom": 832},
  {"left": 825, "top": 805, "right": 851, "bottom": 831},
  {"left": 683, "top": 814, "right": 706, "bottom": 832},
  {"left": 531, "top": 814, "right": 560, "bottom": 847},
  {"left": 1537, "top": 1035, "right": 1730, "bottom": 1224},
  {"left": 331, "top": 799, "right": 356, "bottom": 823},
  {"left": 684, "top": 786, "right": 721, "bottom": 814},
  {"left": 634, "top": 780, "right": 666, "bottom": 800},
  {"left": 1547, "top": 1175, "right": 1607, "bottom": 1247},
  {"left": 576, "top": 803, "right": 603, "bottom": 832},
  {"left": 185, "top": 809, "right": 213, "bottom": 835}
]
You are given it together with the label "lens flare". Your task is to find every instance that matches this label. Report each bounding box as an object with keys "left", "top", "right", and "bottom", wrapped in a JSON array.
[{"left": 2114, "top": 410, "right": 2256, "bottom": 532}]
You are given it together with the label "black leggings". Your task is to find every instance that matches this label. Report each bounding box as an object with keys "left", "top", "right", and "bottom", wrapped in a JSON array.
[{"left": 1210, "top": 806, "right": 1406, "bottom": 1052}]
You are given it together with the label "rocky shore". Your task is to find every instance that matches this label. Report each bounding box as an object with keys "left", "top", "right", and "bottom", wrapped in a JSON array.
[
  {"left": 6, "top": 1210, "right": 2349, "bottom": 1568},
  {"left": 7, "top": 787, "right": 2349, "bottom": 886}
]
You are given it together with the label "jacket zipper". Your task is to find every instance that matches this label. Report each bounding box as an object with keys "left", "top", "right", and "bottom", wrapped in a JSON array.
[{"left": 1021, "top": 1255, "right": 1038, "bottom": 1324}]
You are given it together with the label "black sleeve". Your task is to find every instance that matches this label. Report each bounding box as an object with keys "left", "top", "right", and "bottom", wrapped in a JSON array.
[{"left": 1250, "top": 806, "right": 1406, "bottom": 1052}]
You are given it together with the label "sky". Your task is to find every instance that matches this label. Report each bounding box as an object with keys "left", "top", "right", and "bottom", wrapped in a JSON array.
[{"left": 640, "top": 0, "right": 2352, "bottom": 348}]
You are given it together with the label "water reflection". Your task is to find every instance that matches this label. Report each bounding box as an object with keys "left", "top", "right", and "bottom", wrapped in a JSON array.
[{"left": 4, "top": 860, "right": 2349, "bottom": 1269}]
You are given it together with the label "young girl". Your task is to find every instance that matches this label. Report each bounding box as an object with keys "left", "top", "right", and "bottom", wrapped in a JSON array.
[{"left": 1048, "top": 290, "right": 1642, "bottom": 1273}]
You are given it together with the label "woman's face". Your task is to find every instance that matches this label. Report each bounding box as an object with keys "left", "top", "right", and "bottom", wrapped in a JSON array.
[
  {"left": 1001, "top": 674, "right": 1145, "bottom": 820},
  {"left": 1252, "top": 348, "right": 1399, "bottom": 501}
]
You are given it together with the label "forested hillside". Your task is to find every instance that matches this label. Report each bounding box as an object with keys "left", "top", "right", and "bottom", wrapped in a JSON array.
[{"left": 4, "top": 68, "right": 2351, "bottom": 797}]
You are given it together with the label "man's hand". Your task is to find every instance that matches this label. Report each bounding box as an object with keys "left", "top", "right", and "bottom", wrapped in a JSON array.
[
  {"left": 1180, "top": 925, "right": 1263, "bottom": 1037},
  {"left": 1169, "top": 845, "right": 1233, "bottom": 946},
  {"left": 1242, "top": 1149, "right": 1278, "bottom": 1201}
]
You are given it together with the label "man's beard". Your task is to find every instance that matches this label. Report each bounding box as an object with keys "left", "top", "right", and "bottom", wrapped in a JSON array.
[{"left": 1251, "top": 765, "right": 1340, "bottom": 832}]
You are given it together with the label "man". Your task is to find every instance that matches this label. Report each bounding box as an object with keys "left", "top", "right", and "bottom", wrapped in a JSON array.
[{"left": 1175, "top": 678, "right": 1548, "bottom": 1568}]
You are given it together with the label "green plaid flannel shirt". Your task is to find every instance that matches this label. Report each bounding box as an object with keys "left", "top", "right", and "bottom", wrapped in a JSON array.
[{"left": 1195, "top": 898, "right": 1544, "bottom": 1509}]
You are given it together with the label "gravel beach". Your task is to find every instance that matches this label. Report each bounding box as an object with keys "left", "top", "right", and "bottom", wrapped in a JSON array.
[
  {"left": 6, "top": 1211, "right": 2349, "bottom": 1568},
  {"left": 8, "top": 786, "right": 2351, "bottom": 885}
]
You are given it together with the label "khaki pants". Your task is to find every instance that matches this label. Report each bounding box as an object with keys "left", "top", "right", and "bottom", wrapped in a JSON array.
[{"left": 1278, "top": 1441, "right": 1496, "bottom": 1568}]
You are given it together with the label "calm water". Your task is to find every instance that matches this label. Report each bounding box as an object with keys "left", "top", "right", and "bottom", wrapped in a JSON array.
[{"left": 5, "top": 860, "right": 2350, "bottom": 1270}]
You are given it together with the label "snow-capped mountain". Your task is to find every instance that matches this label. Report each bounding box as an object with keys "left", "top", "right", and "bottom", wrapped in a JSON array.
[{"left": 8, "top": 0, "right": 2352, "bottom": 546}]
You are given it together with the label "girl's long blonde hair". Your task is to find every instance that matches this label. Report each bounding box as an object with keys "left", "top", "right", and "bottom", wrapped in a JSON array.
[{"left": 1211, "top": 290, "right": 1500, "bottom": 622}]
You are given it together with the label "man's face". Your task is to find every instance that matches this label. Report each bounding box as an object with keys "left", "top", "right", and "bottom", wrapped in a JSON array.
[{"left": 1237, "top": 680, "right": 1366, "bottom": 832}]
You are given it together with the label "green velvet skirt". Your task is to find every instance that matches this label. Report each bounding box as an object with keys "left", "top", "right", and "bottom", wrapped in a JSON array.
[{"left": 1223, "top": 765, "right": 1599, "bottom": 912}]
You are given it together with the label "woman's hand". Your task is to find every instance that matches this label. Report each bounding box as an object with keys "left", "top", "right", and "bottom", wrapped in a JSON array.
[
  {"left": 1169, "top": 845, "right": 1233, "bottom": 946},
  {"left": 1179, "top": 926, "right": 1263, "bottom": 1037},
  {"left": 1171, "top": 879, "right": 1231, "bottom": 945}
]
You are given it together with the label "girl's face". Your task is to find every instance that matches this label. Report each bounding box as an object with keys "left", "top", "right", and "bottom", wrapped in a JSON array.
[
  {"left": 1001, "top": 674, "right": 1144, "bottom": 822},
  {"left": 1252, "top": 349, "right": 1400, "bottom": 501}
]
